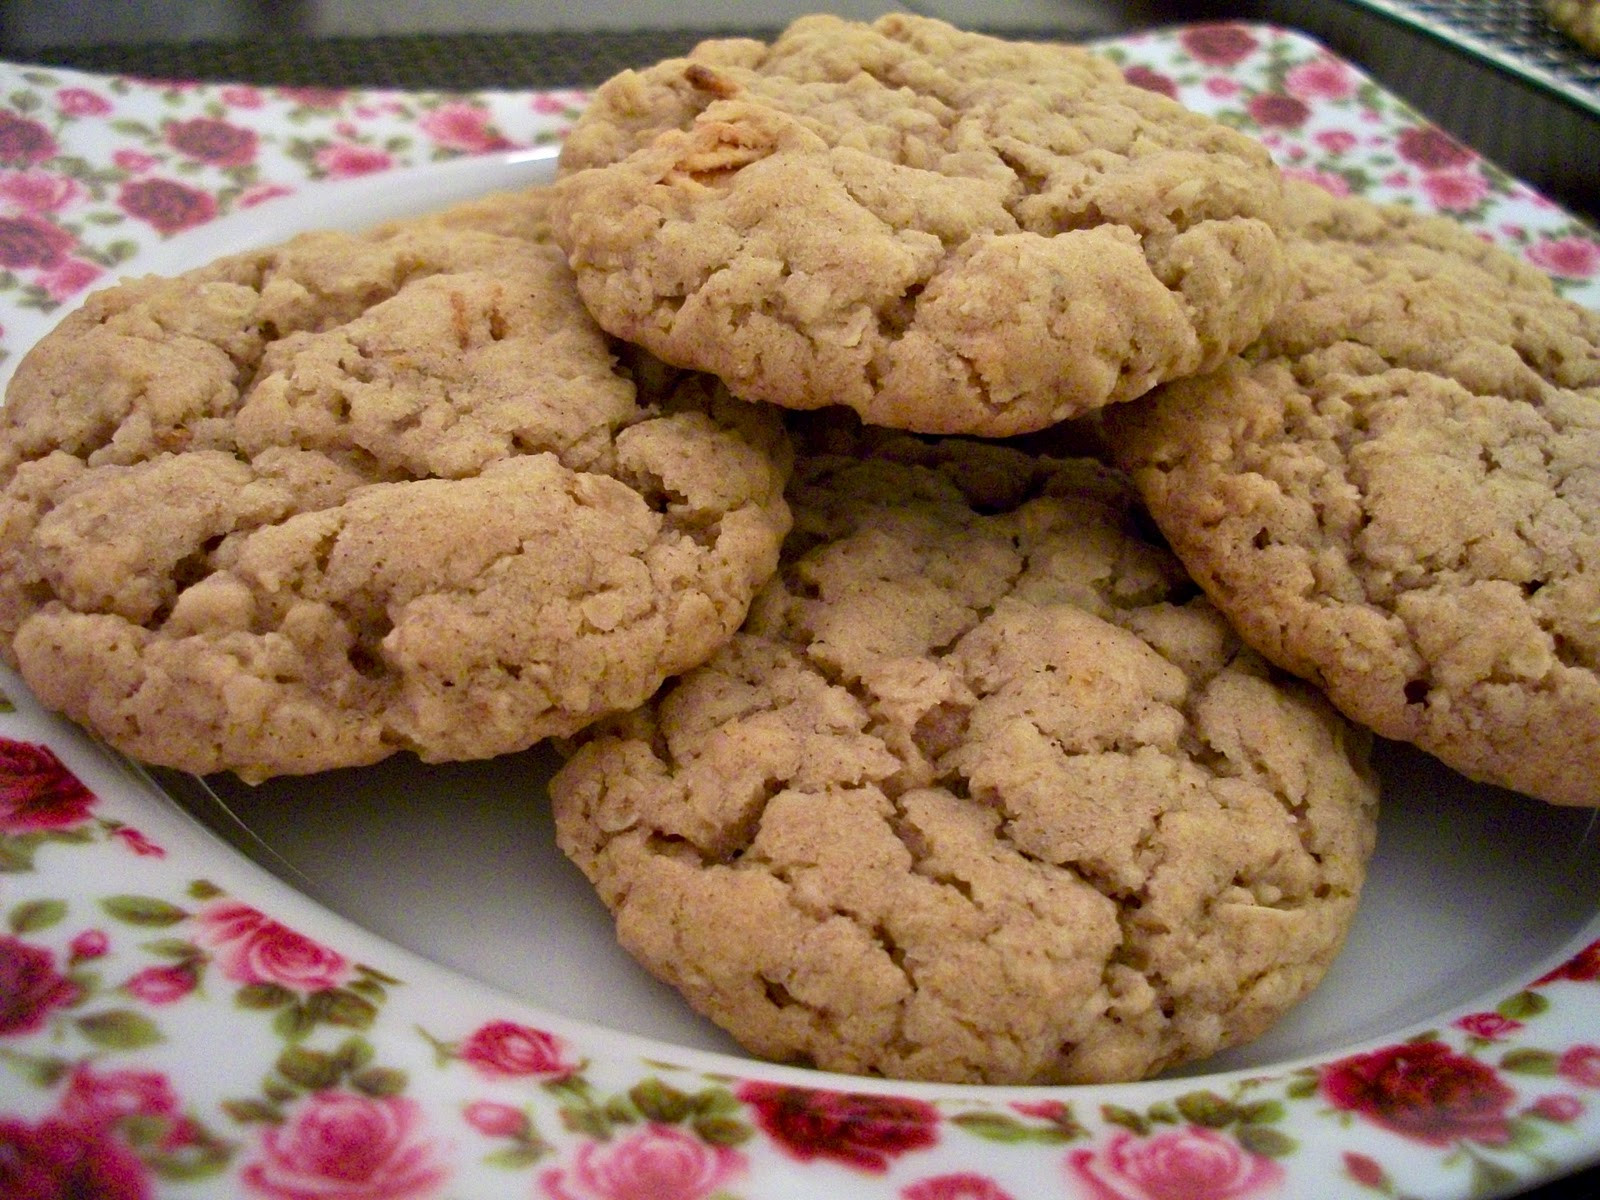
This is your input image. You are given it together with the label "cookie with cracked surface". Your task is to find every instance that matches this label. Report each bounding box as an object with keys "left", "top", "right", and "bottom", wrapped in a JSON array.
[
  {"left": 550, "top": 433, "right": 1378, "bottom": 1085},
  {"left": 0, "top": 199, "right": 792, "bottom": 782},
  {"left": 550, "top": 13, "right": 1287, "bottom": 437},
  {"left": 1103, "top": 181, "right": 1600, "bottom": 806}
]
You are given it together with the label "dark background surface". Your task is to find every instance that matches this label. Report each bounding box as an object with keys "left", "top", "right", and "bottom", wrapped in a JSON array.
[{"left": 3, "top": 4, "right": 1598, "bottom": 1197}]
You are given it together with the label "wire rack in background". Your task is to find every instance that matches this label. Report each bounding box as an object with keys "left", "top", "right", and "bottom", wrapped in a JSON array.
[{"left": 1346, "top": 0, "right": 1600, "bottom": 115}]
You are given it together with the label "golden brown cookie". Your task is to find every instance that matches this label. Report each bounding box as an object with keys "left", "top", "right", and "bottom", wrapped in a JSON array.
[
  {"left": 550, "top": 13, "right": 1287, "bottom": 437},
  {"left": 0, "top": 196, "right": 792, "bottom": 782},
  {"left": 1104, "top": 181, "right": 1600, "bottom": 806},
  {"left": 550, "top": 431, "right": 1378, "bottom": 1085}
]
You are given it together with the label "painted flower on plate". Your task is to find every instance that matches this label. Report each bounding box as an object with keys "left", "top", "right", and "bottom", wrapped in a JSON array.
[
  {"left": 1453, "top": 1011, "right": 1523, "bottom": 1041},
  {"left": 0, "top": 934, "right": 81, "bottom": 1035},
  {"left": 1179, "top": 24, "right": 1259, "bottom": 66},
  {"left": 1066, "top": 1126, "right": 1284, "bottom": 1200},
  {"left": 737, "top": 1081, "right": 939, "bottom": 1172},
  {"left": 0, "top": 109, "right": 57, "bottom": 165},
  {"left": 193, "top": 900, "right": 351, "bottom": 992},
  {"left": 1524, "top": 235, "right": 1600, "bottom": 281},
  {"left": 462, "top": 1101, "right": 527, "bottom": 1139},
  {"left": 124, "top": 961, "right": 199, "bottom": 1005},
  {"left": 117, "top": 177, "right": 218, "bottom": 235},
  {"left": 538, "top": 1123, "right": 742, "bottom": 1200},
  {"left": 55, "top": 86, "right": 113, "bottom": 118},
  {"left": 164, "top": 117, "right": 259, "bottom": 168},
  {"left": 0, "top": 168, "right": 82, "bottom": 214},
  {"left": 457, "top": 1019, "right": 575, "bottom": 1080},
  {"left": 59, "top": 1064, "right": 183, "bottom": 1128},
  {"left": 241, "top": 1091, "right": 447, "bottom": 1200},
  {"left": 1318, "top": 1040, "right": 1517, "bottom": 1146},
  {"left": 0, "top": 737, "right": 96, "bottom": 834},
  {"left": 315, "top": 143, "right": 395, "bottom": 180},
  {"left": 0, "top": 1115, "right": 152, "bottom": 1200},
  {"left": 1283, "top": 57, "right": 1357, "bottom": 102},
  {"left": 1123, "top": 66, "right": 1178, "bottom": 99},
  {"left": 1557, "top": 1045, "right": 1600, "bottom": 1089},
  {"left": 1394, "top": 125, "right": 1474, "bottom": 170},
  {"left": 417, "top": 102, "right": 511, "bottom": 154},
  {"left": 902, "top": 1171, "right": 1016, "bottom": 1200},
  {"left": 1246, "top": 93, "right": 1310, "bottom": 130}
]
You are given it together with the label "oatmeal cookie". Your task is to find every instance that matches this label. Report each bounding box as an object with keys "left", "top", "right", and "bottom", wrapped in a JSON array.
[
  {"left": 550, "top": 433, "right": 1378, "bottom": 1085},
  {"left": 550, "top": 13, "right": 1286, "bottom": 437},
  {"left": 1104, "top": 181, "right": 1600, "bottom": 806},
  {"left": 0, "top": 198, "right": 792, "bottom": 782}
]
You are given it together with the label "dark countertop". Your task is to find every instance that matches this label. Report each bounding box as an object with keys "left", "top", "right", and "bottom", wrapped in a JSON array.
[{"left": 4, "top": 9, "right": 1597, "bottom": 1198}]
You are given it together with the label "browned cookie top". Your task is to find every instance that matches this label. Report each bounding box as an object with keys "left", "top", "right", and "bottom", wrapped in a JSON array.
[
  {"left": 1106, "top": 181, "right": 1600, "bottom": 806},
  {"left": 551, "top": 431, "right": 1378, "bottom": 1085},
  {"left": 0, "top": 195, "right": 792, "bottom": 781},
  {"left": 551, "top": 13, "right": 1286, "bottom": 437}
]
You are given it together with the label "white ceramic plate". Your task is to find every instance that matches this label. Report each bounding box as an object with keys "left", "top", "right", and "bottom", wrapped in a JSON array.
[{"left": 2, "top": 148, "right": 1599, "bottom": 1200}]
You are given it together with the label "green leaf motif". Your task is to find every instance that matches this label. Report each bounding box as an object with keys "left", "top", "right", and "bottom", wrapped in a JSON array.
[
  {"left": 351, "top": 1067, "right": 408, "bottom": 1097},
  {"left": 8, "top": 898, "right": 67, "bottom": 934},
  {"left": 630, "top": 1078, "right": 692, "bottom": 1124},
  {"left": 692, "top": 1115, "right": 753, "bottom": 1148},
  {"left": 307, "top": 987, "right": 377, "bottom": 1031},
  {"left": 949, "top": 1112, "right": 1076, "bottom": 1145},
  {"left": 0, "top": 834, "right": 39, "bottom": 873},
  {"left": 485, "top": 1144, "right": 548, "bottom": 1171},
  {"left": 1101, "top": 1104, "right": 1150, "bottom": 1135},
  {"left": 236, "top": 982, "right": 295, "bottom": 1010},
  {"left": 220, "top": 1098, "right": 281, "bottom": 1125},
  {"left": 75, "top": 1008, "right": 163, "bottom": 1050},
  {"left": 101, "top": 895, "right": 188, "bottom": 927},
  {"left": 276, "top": 1046, "right": 341, "bottom": 1091},
  {"left": 1497, "top": 991, "right": 1550, "bottom": 1022},
  {"left": 1499, "top": 1048, "right": 1560, "bottom": 1076},
  {"left": 1235, "top": 1124, "right": 1298, "bottom": 1159},
  {"left": 1174, "top": 1090, "right": 1237, "bottom": 1128}
]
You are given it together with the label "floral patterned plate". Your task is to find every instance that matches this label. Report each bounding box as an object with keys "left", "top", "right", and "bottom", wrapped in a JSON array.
[{"left": 4, "top": 23, "right": 1600, "bottom": 1200}]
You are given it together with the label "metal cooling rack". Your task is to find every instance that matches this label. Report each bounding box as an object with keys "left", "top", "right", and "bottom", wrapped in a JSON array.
[{"left": 1343, "top": 0, "right": 1600, "bottom": 116}]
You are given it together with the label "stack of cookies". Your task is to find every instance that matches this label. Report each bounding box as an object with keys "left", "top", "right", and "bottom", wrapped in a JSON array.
[{"left": 2, "top": 14, "right": 1595, "bottom": 1086}]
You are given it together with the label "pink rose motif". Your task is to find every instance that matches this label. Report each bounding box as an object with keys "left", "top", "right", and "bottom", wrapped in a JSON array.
[
  {"left": 458, "top": 1020, "right": 576, "bottom": 1080},
  {"left": 1529, "top": 1094, "right": 1584, "bottom": 1123},
  {"left": 112, "top": 149, "right": 159, "bottom": 173},
  {"left": 1283, "top": 58, "right": 1357, "bottom": 102},
  {"left": 1557, "top": 1045, "right": 1600, "bottom": 1089},
  {"left": 110, "top": 825, "right": 165, "bottom": 857},
  {"left": 1420, "top": 168, "right": 1489, "bottom": 212},
  {"left": 1314, "top": 130, "right": 1358, "bottom": 155},
  {"left": 1179, "top": 24, "right": 1259, "bottom": 66},
  {"left": 1066, "top": 1126, "right": 1284, "bottom": 1200},
  {"left": 0, "top": 934, "right": 81, "bottom": 1035},
  {"left": 60, "top": 1064, "right": 181, "bottom": 1128},
  {"left": 463, "top": 1101, "right": 528, "bottom": 1139},
  {"left": 165, "top": 117, "right": 258, "bottom": 168},
  {"left": 1453, "top": 1011, "right": 1523, "bottom": 1041},
  {"left": 1342, "top": 1151, "right": 1387, "bottom": 1189},
  {"left": 0, "top": 1115, "right": 151, "bottom": 1200},
  {"left": 241, "top": 1091, "right": 447, "bottom": 1200},
  {"left": 239, "top": 183, "right": 296, "bottom": 209},
  {"left": 903, "top": 1172, "right": 1016, "bottom": 1200},
  {"left": 70, "top": 930, "right": 110, "bottom": 961},
  {"left": 221, "top": 85, "right": 266, "bottom": 109},
  {"left": 0, "top": 737, "right": 96, "bottom": 833},
  {"left": 118, "top": 178, "right": 217, "bottom": 234},
  {"left": 1524, "top": 235, "right": 1600, "bottom": 281},
  {"left": 56, "top": 87, "right": 113, "bottom": 118},
  {"left": 0, "top": 168, "right": 82, "bottom": 214},
  {"left": 124, "top": 961, "right": 198, "bottom": 1005},
  {"left": 0, "top": 109, "right": 58, "bottom": 164},
  {"left": 314, "top": 143, "right": 395, "bottom": 180},
  {"left": 1246, "top": 93, "right": 1310, "bottom": 129},
  {"left": 194, "top": 900, "right": 350, "bottom": 991},
  {"left": 1122, "top": 66, "right": 1177, "bottom": 100},
  {"left": 0, "top": 213, "right": 74, "bottom": 271},
  {"left": 1204, "top": 77, "right": 1241, "bottom": 98},
  {"left": 38, "top": 256, "right": 101, "bottom": 302},
  {"left": 418, "top": 102, "right": 513, "bottom": 153},
  {"left": 738, "top": 1081, "right": 939, "bottom": 1172},
  {"left": 1319, "top": 1040, "right": 1517, "bottom": 1146},
  {"left": 1395, "top": 126, "right": 1474, "bottom": 170},
  {"left": 538, "top": 1123, "right": 743, "bottom": 1200}
]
